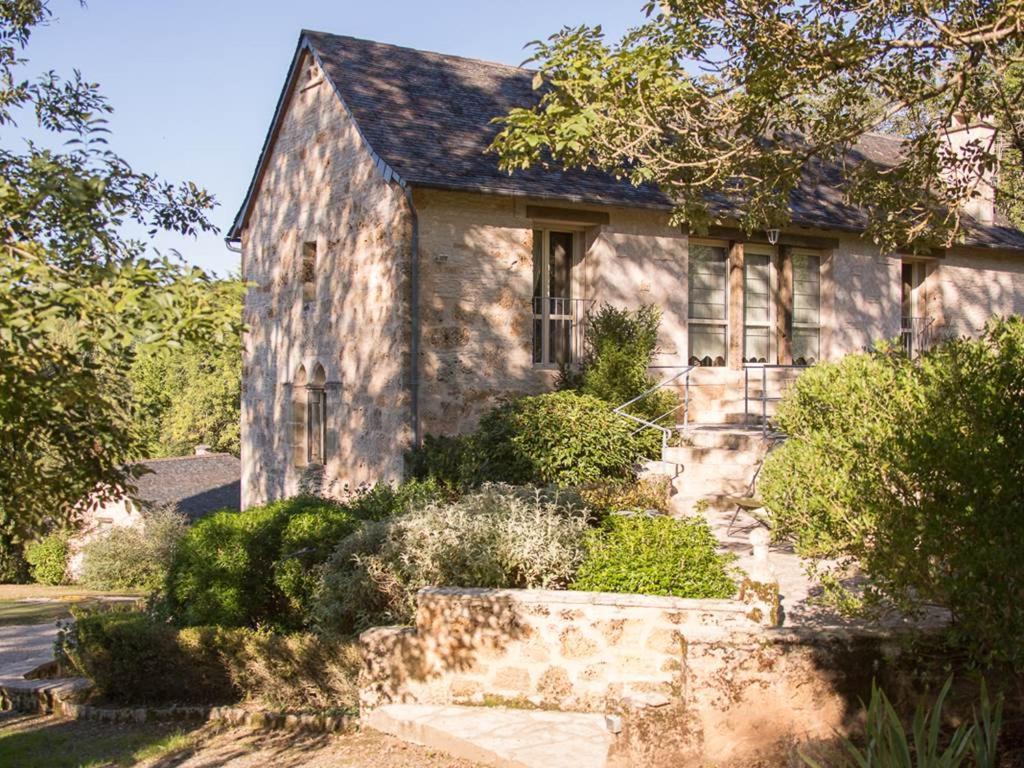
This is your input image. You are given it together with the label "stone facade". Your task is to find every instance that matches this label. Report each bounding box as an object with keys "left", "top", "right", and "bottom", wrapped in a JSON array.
[
  {"left": 236, "top": 53, "right": 1024, "bottom": 504},
  {"left": 240, "top": 53, "right": 413, "bottom": 507},
  {"left": 360, "top": 587, "right": 905, "bottom": 767}
]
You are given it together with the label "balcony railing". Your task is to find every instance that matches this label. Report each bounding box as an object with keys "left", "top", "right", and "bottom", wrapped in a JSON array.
[
  {"left": 901, "top": 316, "right": 935, "bottom": 358},
  {"left": 532, "top": 296, "right": 593, "bottom": 366}
]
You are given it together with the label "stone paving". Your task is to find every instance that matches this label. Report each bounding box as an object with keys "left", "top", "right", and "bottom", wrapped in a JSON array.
[
  {"left": 366, "top": 704, "right": 615, "bottom": 768},
  {"left": 0, "top": 622, "right": 59, "bottom": 681}
]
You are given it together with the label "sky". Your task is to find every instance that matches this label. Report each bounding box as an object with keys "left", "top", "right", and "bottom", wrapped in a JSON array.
[{"left": 18, "top": 1, "right": 646, "bottom": 276}]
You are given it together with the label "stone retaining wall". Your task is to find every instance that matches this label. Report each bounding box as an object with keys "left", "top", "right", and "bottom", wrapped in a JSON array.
[{"left": 360, "top": 587, "right": 905, "bottom": 767}]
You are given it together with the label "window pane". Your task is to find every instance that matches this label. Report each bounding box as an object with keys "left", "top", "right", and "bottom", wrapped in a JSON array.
[
  {"left": 688, "top": 324, "right": 727, "bottom": 367},
  {"left": 533, "top": 317, "right": 543, "bottom": 364},
  {"left": 792, "top": 329, "right": 820, "bottom": 365},
  {"left": 307, "top": 389, "right": 325, "bottom": 465},
  {"left": 550, "top": 318, "right": 571, "bottom": 365},
  {"left": 792, "top": 253, "right": 820, "bottom": 326},
  {"left": 532, "top": 230, "right": 543, "bottom": 299},
  {"left": 548, "top": 232, "right": 572, "bottom": 300},
  {"left": 744, "top": 254, "right": 771, "bottom": 325},
  {"left": 688, "top": 245, "right": 728, "bottom": 324}
]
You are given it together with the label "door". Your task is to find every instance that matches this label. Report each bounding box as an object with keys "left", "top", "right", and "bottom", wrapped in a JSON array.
[
  {"left": 532, "top": 230, "right": 575, "bottom": 366},
  {"left": 901, "top": 261, "right": 926, "bottom": 356}
]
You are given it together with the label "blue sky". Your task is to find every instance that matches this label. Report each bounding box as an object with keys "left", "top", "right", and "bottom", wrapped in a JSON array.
[{"left": 20, "top": 1, "right": 645, "bottom": 276}]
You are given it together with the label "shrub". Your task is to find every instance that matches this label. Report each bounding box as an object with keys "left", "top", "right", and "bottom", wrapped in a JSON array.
[
  {"left": 570, "top": 515, "right": 736, "bottom": 598},
  {"left": 577, "top": 476, "right": 672, "bottom": 518},
  {"left": 405, "top": 434, "right": 471, "bottom": 491},
  {"left": 220, "top": 627, "right": 360, "bottom": 711},
  {"left": 0, "top": 534, "right": 29, "bottom": 583},
  {"left": 24, "top": 530, "right": 69, "bottom": 585},
  {"left": 314, "top": 484, "right": 590, "bottom": 633},
  {"left": 63, "top": 608, "right": 236, "bottom": 704},
  {"left": 61, "top": 608, "right": 360, "bottom": 710},
  {"left": 760, "top": 317, "right": 1024, "bottom": 667},
  {"left": 343, "top": 477, "right": 447, "bottom": 520},
  {"left": 569, "top": 303, "right": 679, "bottom": 448},
  {"left": 77, "top": 508, "right": 188, "bottom": 592},
  {"left": 166, "top": 496, "right": 350, "bottom": 628},
  {"left": 465, "top": 391, "right": 644, "bottom": 487}
]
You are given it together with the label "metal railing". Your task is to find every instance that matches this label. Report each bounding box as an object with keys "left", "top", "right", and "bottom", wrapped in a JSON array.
[
  {"left": 613, "top": 365, "right": 696, "bottom": 455},
  {"left": 743, "top": 364, "right": 808, "bottom": 438},
  {"left": 532, "top": 296, "right": 593, "bottom": 366},
  {"left": 901, "top": 316, "right": 935, "bottom": 358}
]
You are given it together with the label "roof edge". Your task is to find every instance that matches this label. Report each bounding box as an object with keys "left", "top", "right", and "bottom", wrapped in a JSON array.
[{"left": 227, "top": 32, "right": 405, "bottom": 241}]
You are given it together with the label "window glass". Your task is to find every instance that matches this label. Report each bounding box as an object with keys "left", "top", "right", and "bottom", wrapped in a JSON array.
[
  {"left": 688, "top": 244, "right": 728, "bottom": 365},
  {"left": 532, "top": 230, "right": 576, "bottom": 366}
]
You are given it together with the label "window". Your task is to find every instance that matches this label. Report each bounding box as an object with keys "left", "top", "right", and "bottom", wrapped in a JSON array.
[
  {"left": 743, "top": 251, "right": 772, "bottom": 363},
  {"left": 532, "top": 229, "right": 576, "bottom": 366},
  {"left": 688, "top": 243, "right": 729, "bottom": 366},
  {"left": 791, "top": 251, "right": 821, "bottom": 365},
  {"left": 291, "top": 363, "right": 326, "bottom": 467},
  {"left": 301, "top": 241, "right": 317, "bottom": 301}
]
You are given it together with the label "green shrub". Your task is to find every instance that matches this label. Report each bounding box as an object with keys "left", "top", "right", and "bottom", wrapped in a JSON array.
[
  {"left": 466, "top": 391, "right": 644, "bottom": 487},
  {"left": 405, "top": 435, "right": 471, "bottom": 491},
  {"left": 577, "top": 476, "right": 671, "bottom": 518},
  {"left": 77, "top": 508, "right": 187, "bottom": 592},
  {"left": 760, "top": 317, "right": 1024, "bottom": 667},
  {"left": 24, "top": 530, "right": 69, "bottom": 585},
  {"left": 570, "top": 515, "right": 736, "bottom": 598},
  {"left": 344, "top": 477, "right": 447, "bottom": 520},
  {"left": 0, "top": 534, "right": 29, "bottom": 583},
  {"left": 220, "top": 627, "right": 360, "bottom": 711},
  {"left": 314, "top": 484, "right": 590, "bottom": 633},
  {"left": 569, "top": 303, "right": 679, "bottom": 448},
  {"left": 63, "top": 608, "right": 236, "bottom": 704}
]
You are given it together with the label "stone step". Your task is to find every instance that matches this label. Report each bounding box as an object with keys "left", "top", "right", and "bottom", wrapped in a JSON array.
[
  {"left": 662, "top": 445, "right": 764, "bottom": 466},
  {"left": 676, "top": 427, "right": 769, "bottom": 451},
  {"left": 671, "top": 475, "right": 752, "bottom": 498},
  {"left": 671, "top": 493, "right": 754, "bottom": 516},
  {"left": 365, "top": 703, "right": 616, "bottom": 768}
]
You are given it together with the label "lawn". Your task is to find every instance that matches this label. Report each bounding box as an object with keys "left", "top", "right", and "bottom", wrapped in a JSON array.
[
  {"left": 0, "top": 712, "right": 199, "bottom": 768},
  {"left": 0, "top": 585, "right": 141, "bottom": 627}
]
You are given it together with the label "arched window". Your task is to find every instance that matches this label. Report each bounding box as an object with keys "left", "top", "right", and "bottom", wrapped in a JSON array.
[{"left": 290, "top": 363, "right": 327, "bottom": 467}]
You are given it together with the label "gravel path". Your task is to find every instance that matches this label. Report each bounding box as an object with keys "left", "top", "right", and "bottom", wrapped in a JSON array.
[{"left": 0, "top": 622, "right": 59, "bottom": 680}]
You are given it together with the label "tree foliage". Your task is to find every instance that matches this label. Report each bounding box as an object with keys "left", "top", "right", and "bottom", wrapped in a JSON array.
[
  {"left": 0, "top": 2, "right": 241, "bottom": 538},
  {"left": 492, "top": 1, "right": 1024, "bottom": 251},
  {"left": 760, "top": 318, "right": 1024, "bottom": 667}
]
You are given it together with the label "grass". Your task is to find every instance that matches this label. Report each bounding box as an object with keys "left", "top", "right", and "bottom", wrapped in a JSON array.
[
  {"left": 0, "top": 713, "right": 198, "bottom": 767},
  {"left": 0, "top": 584, "right": 142, "bottom": 626}
]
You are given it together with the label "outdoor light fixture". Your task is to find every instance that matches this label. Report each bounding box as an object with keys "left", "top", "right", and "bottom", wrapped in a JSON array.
[{"left": 765, "top": 228, "right": 780, "bottom": 245}]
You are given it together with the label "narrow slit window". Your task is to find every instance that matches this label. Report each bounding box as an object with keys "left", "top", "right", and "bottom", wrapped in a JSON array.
[
  {"left": 301, "top": 241, "right": 317, "bottom": 300},
  {"left": 531, "top": 229, "right": 577, "bottom": 367}
]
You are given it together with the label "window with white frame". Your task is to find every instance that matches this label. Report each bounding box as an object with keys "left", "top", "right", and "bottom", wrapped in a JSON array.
[
  {"left": 688, "top": 242, "right": 729, "bottom": 366},
  {"left": 743, "top": 248, "right": 772, "bottom": 363},
  {"left": 791, "top": 251, "right": 821, "bottom": 365},
  {"left": 532, "top": 229, "right": 576, "bottom": 366}
]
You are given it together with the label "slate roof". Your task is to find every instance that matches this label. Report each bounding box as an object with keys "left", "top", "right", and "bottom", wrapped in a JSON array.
[
  {"left": 229, "top": 30, "right": 1024, "bottom": 252},
  {"left": 127, "top": 454, "right": 240, "bottom": 521}
]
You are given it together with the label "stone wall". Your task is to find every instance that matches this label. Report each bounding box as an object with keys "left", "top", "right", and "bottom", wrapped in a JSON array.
[
  {"left": 360, "top": 587, "right": 902, "bottom": 767},
  {"left": 934, "top": 247, "right": 1024, "bottom": 338},
  {"left": 239, "top": 52, "right": 413, "bottom": 507}
]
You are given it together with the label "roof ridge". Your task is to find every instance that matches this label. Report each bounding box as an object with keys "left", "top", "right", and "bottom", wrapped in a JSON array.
[{"left": 301, "top": 29, "right": 534, "bottom": 74}]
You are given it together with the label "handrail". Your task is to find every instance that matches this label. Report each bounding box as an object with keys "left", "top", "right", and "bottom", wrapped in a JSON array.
[
  {"left": 743, "top": 364, "right": 807, "bottom": 438},
  {"left": 613, "top": 364, "right": 696, "bottom": 455}
]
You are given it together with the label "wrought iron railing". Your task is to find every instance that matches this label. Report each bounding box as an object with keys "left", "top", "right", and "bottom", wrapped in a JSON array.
[
  {"left": 901, "top": 316, "right": 935, "bottom": 358},
  {"left": 613, "top": 365, "right": 696, "bottom": 455},
  {"left": 532, "top": 296, "right": 593, "bottom": 366}
]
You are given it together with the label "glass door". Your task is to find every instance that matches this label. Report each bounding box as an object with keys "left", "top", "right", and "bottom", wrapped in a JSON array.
[{"left": 532, "top": 230, "right": 574, "bottom": 366}]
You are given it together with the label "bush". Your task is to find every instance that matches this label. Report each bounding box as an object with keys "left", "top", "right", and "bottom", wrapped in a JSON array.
[
  {"left": 24, "top": 530, "right": 69, "bottom": 585},
  {"left": 61, "top": 608, "right": 360, "bottom": 710},
  {"left": 77, "top": 508, "right": 188, "bottom": 592},
  {"left": 314, "top": 484, "right": 590, "bottom": 633},
  {"left": 577, "top": 476, "right": 672, "bottom": 518},
  {"left": 465, "top": 391, "right": 644, "bottom": 487},
  {"left": 165, "top": 482, "right": 439, "bottom": 629},
  {"left": 221, "top": 627, "right": 360, "bottom": 711},
  {"left": 63, "top": 608, "right": 235, "bottom": 704},
  {"left": 570, "top": 515, "right": 736, "bottom": 598},
  {"left": 568, "top": 303, "right": 678, "bottom": 448},
  {"left": 405, "top": 434, "right": 471, "bottom": 491},
  {"left": 0, "top": 534, "right": 29, "bottom": 583},
  {"left": 760, "top": 317, "right": 1024, "bottom": 667}
]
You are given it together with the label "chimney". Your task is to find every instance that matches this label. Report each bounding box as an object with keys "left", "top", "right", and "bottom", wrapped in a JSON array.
[
  {"left": 194, "top": 444, "right": 211, "bottom": 456},
  {"left": 941, "top": 113, "right": 997, "bottom": 225}
]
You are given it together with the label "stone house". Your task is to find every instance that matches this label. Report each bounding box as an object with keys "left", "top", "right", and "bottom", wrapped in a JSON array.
[{"left": 228, "top": 30, "right": 1024, "bottom": 509}]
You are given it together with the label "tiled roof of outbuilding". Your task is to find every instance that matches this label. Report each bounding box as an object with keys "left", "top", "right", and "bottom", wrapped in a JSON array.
[
  {"left": 229, "top": 30, "right": 1024, "bottom": 252},
  {"left": 128, "top": 454, "right": 240, "bottom": 520}
]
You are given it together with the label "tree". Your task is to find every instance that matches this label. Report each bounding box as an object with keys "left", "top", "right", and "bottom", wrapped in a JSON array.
[
  {"left": 0, "top": 2, "right": 241, "bottom": 540},
  {"left": 491, "top": 1, "right": 1024, "bottom": 251},
  {"left": 130, "top": 278, "right": 243, "bottom": 457}
]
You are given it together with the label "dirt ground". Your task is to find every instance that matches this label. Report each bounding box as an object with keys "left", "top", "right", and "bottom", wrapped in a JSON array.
[{"left": 0, "top": 711, "right": 481, "bottom": 768}]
